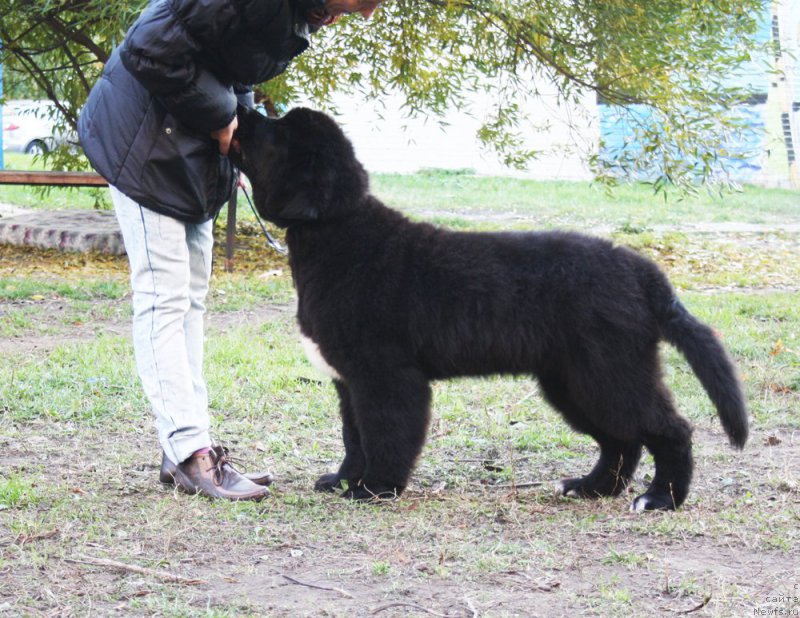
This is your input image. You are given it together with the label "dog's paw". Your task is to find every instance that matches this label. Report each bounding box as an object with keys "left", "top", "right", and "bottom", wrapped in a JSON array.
[
  {"left": 556, "top": 476, "right": 606, "bottom": 499},
  {"left": 342, "top": 483, "right": 402, "bottom": 502},
  {"left": 630, "top": 493, "right": 676, "bottom": 512},
  {"left": 557, "top": 475, "right": 629, "bottom": 499},
  {"left": 555, "top": 479, "right": 581, "bottom": 498},
  {"left": 314, "top": 473, "right": 344, "bottom": 493}
]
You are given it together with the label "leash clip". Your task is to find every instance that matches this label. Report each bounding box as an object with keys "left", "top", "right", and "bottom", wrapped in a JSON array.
[{"left": 241, "top": 186, "right": 287, "bottom": 256}]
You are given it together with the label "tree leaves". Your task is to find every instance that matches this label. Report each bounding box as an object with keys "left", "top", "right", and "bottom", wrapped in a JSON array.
[{"left": 0, "top": 0, "right": 769, "bottom": 192}]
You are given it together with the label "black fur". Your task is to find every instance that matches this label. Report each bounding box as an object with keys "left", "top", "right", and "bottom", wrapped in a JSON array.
[{"left": 231, "top": 106, "right": 749, "bottom": 511}]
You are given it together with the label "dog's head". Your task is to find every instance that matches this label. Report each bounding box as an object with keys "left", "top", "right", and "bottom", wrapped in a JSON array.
[{"left": 231, "top": 106, "right": 369, "bottom": 228}]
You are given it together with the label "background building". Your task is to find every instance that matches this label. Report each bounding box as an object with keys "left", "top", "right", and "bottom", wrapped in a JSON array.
[{"left": 331, "top": 2, "right": 799, "bottom": 189}]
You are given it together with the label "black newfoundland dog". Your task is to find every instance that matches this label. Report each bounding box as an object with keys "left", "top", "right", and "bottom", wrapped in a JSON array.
[{"left": 231, "top": 106, "right": 748, "bottom": 511}]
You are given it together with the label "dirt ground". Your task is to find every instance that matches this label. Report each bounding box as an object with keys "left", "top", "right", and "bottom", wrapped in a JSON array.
[
  {"left": 1, "top": 227, "right": 799, "bottom": 616},
  {"left": 1, "top": 288, "right": 798, "bottom": 617}
]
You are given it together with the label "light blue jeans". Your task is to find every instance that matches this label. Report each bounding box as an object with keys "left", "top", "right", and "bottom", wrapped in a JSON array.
[{"left": 111, "top": 186, "right": 213, "bottom": 465}]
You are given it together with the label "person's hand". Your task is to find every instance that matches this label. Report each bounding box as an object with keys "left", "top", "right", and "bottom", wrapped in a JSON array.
[{"left": 211, "top": 115, "right": 238, "bottom": 155}]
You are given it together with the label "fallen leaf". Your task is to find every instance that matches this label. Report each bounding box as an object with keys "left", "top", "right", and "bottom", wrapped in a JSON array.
[{"left": 768, "top": 383, "right": 792, "bottom": 394}]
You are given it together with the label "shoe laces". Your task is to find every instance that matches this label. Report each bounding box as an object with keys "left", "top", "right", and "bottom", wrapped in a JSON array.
[{"left": 207, "top": 445, "right": 247, "bottom": 486}]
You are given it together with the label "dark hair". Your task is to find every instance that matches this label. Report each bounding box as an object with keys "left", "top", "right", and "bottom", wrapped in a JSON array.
[{"left": 297, "top": 0, "right": 326, "bottom": 14}]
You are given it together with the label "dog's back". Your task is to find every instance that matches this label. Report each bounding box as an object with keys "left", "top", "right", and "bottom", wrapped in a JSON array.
[{"left": 293, "top": 201, "right": 655, "bottom": 380}]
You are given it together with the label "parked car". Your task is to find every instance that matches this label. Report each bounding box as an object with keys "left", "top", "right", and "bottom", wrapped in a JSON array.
[{"left": 2, "top": 99, "right": 71, "bottom": 154}]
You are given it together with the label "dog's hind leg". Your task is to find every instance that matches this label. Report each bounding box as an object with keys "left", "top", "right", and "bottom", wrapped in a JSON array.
[
  {"left": 631, "top": 387, "right": 693, "bottom": 511},
  {"left": 539, "top": 371, "right": 642, "bottom": 499},
  {"left": 315, "top": 380, "right": 367, "bottom": 492},
  {"left": 341, "top": 368, "right": 432, "bottom": 501},
  {"left": 557, "top": 437, "right": 642, "bottom": 499}
]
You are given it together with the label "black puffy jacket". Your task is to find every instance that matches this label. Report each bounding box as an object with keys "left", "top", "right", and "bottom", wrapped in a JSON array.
[{"left": 78, "top": 0, "right": 311, "bottom": 223}]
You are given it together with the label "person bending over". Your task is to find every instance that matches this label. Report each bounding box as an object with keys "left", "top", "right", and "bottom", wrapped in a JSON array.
[{"left": 79, "top": 0, "right": 385, "bottom": 501}]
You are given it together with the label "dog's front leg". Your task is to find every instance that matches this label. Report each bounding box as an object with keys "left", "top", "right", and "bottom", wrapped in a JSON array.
[
  {"left": 315, "top": 380, "right": 366, "bottom": 492},
  {"left": 340, "top": 368, "right": 432, "bottom": 502}
]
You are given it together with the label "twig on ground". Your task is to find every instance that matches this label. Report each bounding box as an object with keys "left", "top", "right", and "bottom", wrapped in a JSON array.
[
  {"left": 64, "top": 556, "right": 205, "bottom": 585},
  {"left": 370, "top": 602, "right": 453, "bottom": 617},
  {"left": 464, "top": 595, "right": 479, "bottom": 617},
  {"left": 666, "top": 594, "right": 712, "bottom": 614},
  {"left": 489, "top": 481, "right": 542, "bottom": 489},
  {"left": 0, "top": 528, "right": 60, "bottom": 546},
  {"left": 280, "top": 573, "right": 353, "bottom": 598},
  {"left": 679, "top": 595, "right": 712, "bottom": 614}
]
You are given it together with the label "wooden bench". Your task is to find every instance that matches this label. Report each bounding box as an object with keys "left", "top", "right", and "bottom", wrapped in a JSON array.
[
  {"left": 0, "top": 170, "right": 243, "bottom": 271},
  {"left": 0, "top": 170, "right": 108, "bottom": 187}
]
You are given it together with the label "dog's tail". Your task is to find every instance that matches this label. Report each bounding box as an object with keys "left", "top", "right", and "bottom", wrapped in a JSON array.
[{"left": 641, "top": 260, "right": 748, "bottom": 448}]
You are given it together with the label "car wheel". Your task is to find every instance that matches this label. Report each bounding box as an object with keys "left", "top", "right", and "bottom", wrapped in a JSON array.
[{"left": 25, "top": 140, "right": 49, "bottom": 155}]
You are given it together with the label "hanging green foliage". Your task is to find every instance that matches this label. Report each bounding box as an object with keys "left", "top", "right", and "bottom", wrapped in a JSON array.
[{"left": 0, "top": 0, "right": 769, "bottom": 190}]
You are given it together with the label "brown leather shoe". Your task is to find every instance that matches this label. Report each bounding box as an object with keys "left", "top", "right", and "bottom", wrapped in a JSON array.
[
  {"left": 171, "top": 446, "right": 270, "bottom": 501},
  {"left": 160, "top": 449, "right": 273, "bottom": 486}
]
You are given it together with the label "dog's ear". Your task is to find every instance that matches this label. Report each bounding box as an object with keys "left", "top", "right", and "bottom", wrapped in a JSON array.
[
  {"left": 273, "top": 191, "right": 320, "bottom": 223},
  {"left": 234, "top": 103, "right": 258, "bottom": 136},
  {"left": 229, "top": 104, "right": 260, "bottom": 169},
  {"left": 268, "top": 114, "right": 352, "bottom": 224},
  {"left": 269, "top": 163, "right": 329, "bottom": 223}
]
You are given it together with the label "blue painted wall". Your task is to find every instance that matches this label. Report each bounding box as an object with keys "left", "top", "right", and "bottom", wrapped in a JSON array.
[{"left": 598, "top": 7, "right": 798, "bottom": 187}]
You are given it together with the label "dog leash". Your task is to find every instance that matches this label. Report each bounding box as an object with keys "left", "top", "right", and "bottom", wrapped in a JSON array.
[{"left": 240, "top": 185, "right": 288, "bottom": 256}]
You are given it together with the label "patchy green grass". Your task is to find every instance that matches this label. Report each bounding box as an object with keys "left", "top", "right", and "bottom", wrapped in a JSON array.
[
  {"left": 207, "top": 274, "right": 296, "bottom": 312},
  {"left": 0, "top": 307, "right": 34, "bottom": 337},
  {"left": 372, "top": 170, "right": 800, "bottom": 228},
  {"left": 0, "top": 334, "right": 141, "bottom": 423},
  {"left": 0, "top": 354, "right": 797, "bottom": 615},
  {"left": 0, "top": 474, "right": 39, "bottom": 510},
  {"left": 0, "top": 278, "right": 126, "bottom": 301},
  {"left": 613, "top": 229, "right": 800, "bottom": 291},
  {"left": 0, "top": 174, "right": 798, "bottom": 616}
]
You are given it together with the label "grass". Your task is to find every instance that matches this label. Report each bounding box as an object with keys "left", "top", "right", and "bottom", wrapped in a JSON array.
[
  {"left": 0, "top": 171, "right": 798, "bottom": 616},
  {"left": 0, "top": 277, "right": 126, "bottom": 301},
  {"left": 0, "top": 475, "right": 38, "bottom": 510},
  {"left": 371, "top": 170, "right": 800, "bottom": 229},
  {"left": 4, "top": 153, "right": 800, "bottom": 229}
]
